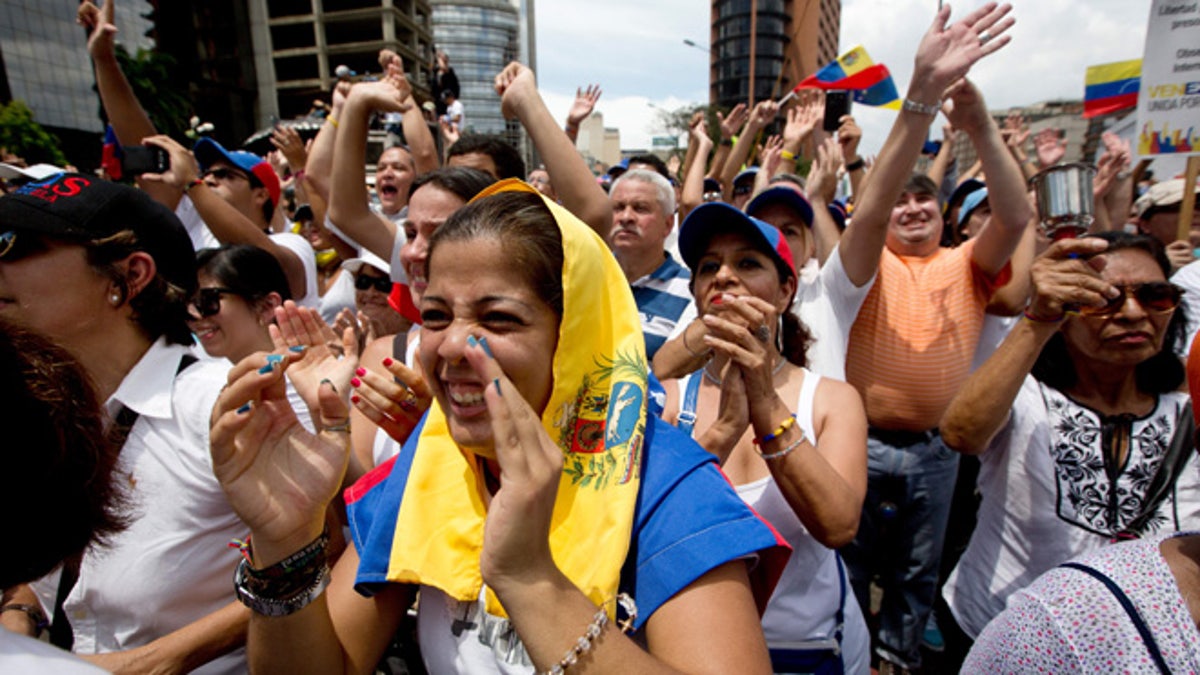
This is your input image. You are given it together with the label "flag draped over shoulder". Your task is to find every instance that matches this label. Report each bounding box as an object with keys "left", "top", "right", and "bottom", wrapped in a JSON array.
[
  {"left": 794, "top": 45, "right": 901, "bottom": 110},
  {"left": 1084, "top": 59, "right": 1141, "bottom": 119}
]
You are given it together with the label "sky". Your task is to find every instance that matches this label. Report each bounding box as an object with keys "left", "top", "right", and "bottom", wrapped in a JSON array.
[{"left": 532, "top": 0, "right": 1153, "bottom": 156}]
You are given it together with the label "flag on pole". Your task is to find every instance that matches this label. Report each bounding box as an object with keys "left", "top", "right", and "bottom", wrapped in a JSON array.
[
  {"left": 1084, "top": 59, "right": 1141, "bottom": 119},
  {"left": 794, "top": 46, "right": 901, "bottom": 110}
]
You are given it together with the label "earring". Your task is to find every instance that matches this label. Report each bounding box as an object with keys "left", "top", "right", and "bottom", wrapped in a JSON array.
[{"left": 110, "top": 292, "right": 122, "bottom": 305}]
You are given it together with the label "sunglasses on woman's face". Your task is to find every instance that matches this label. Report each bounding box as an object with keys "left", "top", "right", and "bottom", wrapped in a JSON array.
[
  {"left": 189, "top": 287, "right": 239, "bottom": 318},
  {"left": 354, "top": 274, "right": 393, "bottom": 293},
  {"left": 0, "top": 230, "right": 49, "bottom": 262},
  {"left": 1078, "top": 282, "right": 1184, "bottom": 317}
]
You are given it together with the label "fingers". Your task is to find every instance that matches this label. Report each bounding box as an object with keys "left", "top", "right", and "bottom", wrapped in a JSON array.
[
  {"left": 214, "top": 351, "right": 299, "bottom": 421},
  {"left": 350, "top": 364, "right": 425, "bottom": 425},
  {"left": 316, "top": 380, "right": 352, "bottom": 436}
]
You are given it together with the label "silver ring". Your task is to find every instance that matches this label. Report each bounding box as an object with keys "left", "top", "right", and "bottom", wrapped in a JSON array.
[
  {"left": 978, "top": 30, "right": 992, "bottom": 45},
  {"left": 755, "top": 324, "right": 770, "bottom": 343}
]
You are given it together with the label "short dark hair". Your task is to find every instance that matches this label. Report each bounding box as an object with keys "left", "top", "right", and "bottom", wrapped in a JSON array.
[
  {"left": 428, "top": 191, "right": 564, "bottom": 317},
  {"left": 627, "top": 154, "right": 671, "bottom": 180},
  {"left": 196, "top": 244, "right": 293, "bottom": 307},
  {"left": 446, "top": 135, "right": 526, "bottom": 180},
  {"left": 1031, "top": 231, "right": 1186, "bottom": 393},
  {"left": 0, "top": 319, "right": 126, "bottom": 588},
  {"left": 904, "top": 174, "right": 941, "bottom": 204},
  {"left": 409, "top": 166, "right": 496, "bottom": 202}
]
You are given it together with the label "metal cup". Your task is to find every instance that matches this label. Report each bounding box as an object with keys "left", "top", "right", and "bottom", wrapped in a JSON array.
[{"left": 1029, "top": 162, "right": 1097, "bottom": 240}]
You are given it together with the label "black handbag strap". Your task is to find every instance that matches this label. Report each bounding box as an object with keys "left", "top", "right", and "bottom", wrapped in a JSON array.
[{"left": 1059, "top": 561, "right": 1170, "bottom": 674}]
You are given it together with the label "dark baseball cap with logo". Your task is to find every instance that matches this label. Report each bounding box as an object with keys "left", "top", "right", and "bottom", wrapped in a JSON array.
[{"left": 0, "top": 173, "right": 197, "bottom": 293}]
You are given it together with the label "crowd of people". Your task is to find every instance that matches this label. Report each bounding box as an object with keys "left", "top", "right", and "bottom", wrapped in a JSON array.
[{"left": 3, "top": 0, "right": 1200, "bottom": 673}]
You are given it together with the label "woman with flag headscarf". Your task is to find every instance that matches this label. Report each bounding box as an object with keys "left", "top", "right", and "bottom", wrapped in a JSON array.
[
  {"left": 210, "top": 180, "right": 787, "bottom": 673},
  {"left": 661, "top": 202, "right": 871, "bottom": 674}
]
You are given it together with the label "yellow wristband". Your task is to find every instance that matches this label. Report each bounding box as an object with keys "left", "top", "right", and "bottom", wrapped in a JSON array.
[
  {"left": 327, "top": 117, "right": 339, "bottom": 129},
  {"left": 780, "top": 150, "right": 796, "bottom": 161}
]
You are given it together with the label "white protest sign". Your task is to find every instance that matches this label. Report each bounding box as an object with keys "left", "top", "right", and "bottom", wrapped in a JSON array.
[{"left": 1136, "top": 0, "right": 1200, "bottom": 158}]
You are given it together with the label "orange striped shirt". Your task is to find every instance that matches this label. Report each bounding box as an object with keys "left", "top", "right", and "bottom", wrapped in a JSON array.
[{"left": 846, "top": 241, "right": 1010, "bottom": 431}]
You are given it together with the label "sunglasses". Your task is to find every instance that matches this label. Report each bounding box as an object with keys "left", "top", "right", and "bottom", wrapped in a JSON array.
[
  {"left": 354, "top": 274, "right": 393, "bottom": 293},
  {"left": 189, "top": 287, "right": 239, "bottom": 318},
  {"left": 0, "top": 230, "right": 48, "bottom": 261},
  {"left": 203, "top": 167, "right": 251, "bottom": 183},
  {"left": 1078, "top": 282, "right": 1184, "bottom": 317}
]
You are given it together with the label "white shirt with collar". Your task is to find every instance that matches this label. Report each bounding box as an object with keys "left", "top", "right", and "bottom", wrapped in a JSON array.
[{"left": 63, "top": 338, "right": 247, "bottom": 674}]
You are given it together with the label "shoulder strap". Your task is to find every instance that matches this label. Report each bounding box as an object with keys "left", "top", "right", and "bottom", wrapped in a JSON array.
[
  {"left": 677, "top": 371, "right": 703, "bottom": 438},
  {"left": 1059, "top": 561, "right": 1170, "bottom": 674}
]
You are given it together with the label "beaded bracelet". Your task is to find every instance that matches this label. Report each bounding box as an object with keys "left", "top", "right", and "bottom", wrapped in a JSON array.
[
  {"left": 760, "top": 430, "right": 807, "bottom": 460},
  {"left": 182, "top": 178, "right": 204, "bottom": 194},
  {"left": 753, "top": 413, "right": 797, "bottom": 446},
  {"left": 543, "top": 607, "right": 608, "bottom": 675},
  {"left": 234, "top": 529, "right": 329, "bottom": 599}
]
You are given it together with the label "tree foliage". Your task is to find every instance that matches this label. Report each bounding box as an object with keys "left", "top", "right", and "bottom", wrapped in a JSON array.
[
  {"left": 0, "top": 100, "right": 67, "bottom": 166},
  {"left": 112, "top": 45, "right": 192, "bottom": 141}
]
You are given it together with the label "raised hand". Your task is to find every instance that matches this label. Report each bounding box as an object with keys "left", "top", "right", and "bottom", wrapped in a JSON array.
[
  {"left": 210, "top": 352, "right": 352, "bottom": 564},
  {"left": 349, "top": 356, "right": 433, "bottom": 444},
  {"left": 78, "top": 0, "right": 118, "bottom": 59},
  {"left": 836, "top": 115, "right": 862, "bottom": 161},
  {"left": 1027, "top": 237, "right": 1115, "bottom": 320},
  {"left": 807, "top": 137, "right": 844, "bottom": 204},
  {"left": 566, "top": 84, "right": 602, "bottom": 128},
  {"left": 269, "top": 301, "right": 360, "bottom": 421},
  {"left": 747, "top": 99, "right": 780, "bottom": 131},
  {"left": 140, "top": 135, "right": 201, "bottom": 189},
  {"left": 911, "top": 2, "right": 1015, "bottom": 101},
  {"left": 783, "top": 90, "right": 823, "bottom": 152},
  {"left": 494, "top": 62, "right": 538, "bottom": 121},
  {"left": 943, "top": 78, "right": 991, "bottom": 137},
  {"left": 718, "top": 103, "right": 749, "bottom": 141},
  {"left": 1033, "top": 127, "right": 1067, "bottom": 168},
  {"left": 760, "top": 134, "right": 785, "bottom": 177},
  {"left": 701, "top": 294, "right": 781, "bottom": 404}
]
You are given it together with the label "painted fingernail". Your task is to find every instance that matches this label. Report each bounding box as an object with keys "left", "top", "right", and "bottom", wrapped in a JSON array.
[
  {"left": 288, "top": 345, "right": 307, "bottom": 353},
  {"left": 350, "top": 377, "right": 362, "bottom": 388},
  {"left": 355, "top": 367, "right": 367, "bottom": 377},
  {"left": 493, "top": 378, "right": 502, "bottom": 396},
  {"left": 382, "top": 357, "right": 394, "bottom": 367},
  {"left": 236, "top": 401, "right": 253, "bottom": 414},
  {"left": 351, "top": 395, "right": 361, "bottom": 404},
  {"left": 266, "top": 353, "right": 284, "bottom": 365},
  {"left": 319, "top": 378, "right": 337, "bottom": 394},
  {"left": 467, "top": 335, "right": 478, "bottom": 348},
  {"left": 479, "top": 336, "right": 494, "bottom": 358},
  {"left": 257, "top": 361, "right": 276, "bottom": 375}
]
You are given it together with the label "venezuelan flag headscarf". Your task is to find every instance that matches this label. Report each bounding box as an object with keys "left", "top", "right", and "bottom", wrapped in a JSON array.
[{"left": 347, "top": 179, "right": 647, "bottom": 618}]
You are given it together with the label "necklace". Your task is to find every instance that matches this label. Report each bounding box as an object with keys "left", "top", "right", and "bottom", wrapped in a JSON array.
[{"left": 703, "top": 357, "right": 786, "bottom": 386}]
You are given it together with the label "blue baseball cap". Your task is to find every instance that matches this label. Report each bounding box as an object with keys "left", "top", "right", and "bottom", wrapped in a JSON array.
[
  {"left": 957, "top": 187, "right": 989, "bottom": 227},
  {"left": 679, "top": 201, "right": 795, "bottom": 281},
  {"left": 745, "top": 185, "right": 815, "bottom": 228},
  {"left": 193, "top": 137, "right": 281, "bottom": 208}
]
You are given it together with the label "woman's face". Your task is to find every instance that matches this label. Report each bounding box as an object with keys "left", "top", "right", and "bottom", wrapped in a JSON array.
[
  {"left": 401, "top": 185, "right": 466, "bottom": 304},
  {"left": 186, "top": 272, "right": 273, "bottom": 361},
  {"left": 354, "top": 266, "right": 405, "bottom": 334},
  {"left": 1062, "top": 248, "right": 1175, "bottom": 369},
  {"left": 0, "top": 234, "right": 111, "bottom": 353},
  {"left": 419, "top": 236, "right": 559, "bottom": 451},
  {"left": 692, "top": 232, "right": 796, "bottom": 319}
]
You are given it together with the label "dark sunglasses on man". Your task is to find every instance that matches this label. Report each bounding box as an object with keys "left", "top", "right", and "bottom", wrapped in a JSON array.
[{"left": 354, "top": 274, "right": 393, "bottom": 293}]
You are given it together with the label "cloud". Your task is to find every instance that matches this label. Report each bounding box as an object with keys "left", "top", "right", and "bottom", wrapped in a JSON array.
[{"left": 531, "top": 0, "right": 1153, "bottom": 154}]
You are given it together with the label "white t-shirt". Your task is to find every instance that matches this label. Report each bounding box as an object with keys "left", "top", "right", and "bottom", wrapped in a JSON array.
[
  {"left": 943, "top": 376, "right": 1200, "bottom": 639},
  {"left": 175, "top": 195, "right": 320, "bottom": 308},
  {"left": 0, "top": 630, "right": 107, "bottom": 674},
  {"left": 668, "top": 244, "right": 873, "bottom": 381},
  {"left": 443, "top": 99, "right": 465, "bottom": 129}
]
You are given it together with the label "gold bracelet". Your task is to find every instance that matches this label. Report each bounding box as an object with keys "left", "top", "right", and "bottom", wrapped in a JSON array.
[{"left": 327, "top": 116, "right": 339, "bottom": 128}]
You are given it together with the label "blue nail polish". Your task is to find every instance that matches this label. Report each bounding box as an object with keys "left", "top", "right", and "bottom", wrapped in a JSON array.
[
  {"left": 479, "top": 336, "right": 494, "bottom": 358},
  {"left": 493, "top": 378, "right": 501, "bottom": 396},
  {"left": 266, "top": 353, "right": 284, "bottom": 365},
  {"left": 257, "top": 362, "right": 275, "bottom": 375},
  {"left": 467, "top": 335, "right": 478, "bottom": 348},
  {"left": 236, "top": 401, "right": 253, "bottom": 414},
  {"left": 288, "top": 345, "right": 307, "bottom": 353}
]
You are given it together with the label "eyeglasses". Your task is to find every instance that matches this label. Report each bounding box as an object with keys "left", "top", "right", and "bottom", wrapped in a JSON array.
[
  {"left": 0, "top": 230, "right": 48, "bottom": 262},
  {"left": 189, "top": 287, "right": 239, "bottom": 318},
  {"left": 354, "top": 274, "right": 393, "bottom": 293},
  {"left": 1078, "top": 282, "right": 1184, "bottom": 317},
  {"left": 203, "top": 167, "right": 251, "bottom": 183}
]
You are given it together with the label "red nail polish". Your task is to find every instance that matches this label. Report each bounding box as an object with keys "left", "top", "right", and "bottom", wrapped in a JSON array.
[
  {"left": 382, "top": 357, "right": 394, "bottom": 367},
  {"left": 355, "top": 367, "right": 366, "bottom": 377},
  {"left": 350, "top": 377, "right": 362, "bottom": 388},
  {"left": 351, "top": 395, "right": 360, "bottom": 404}
]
